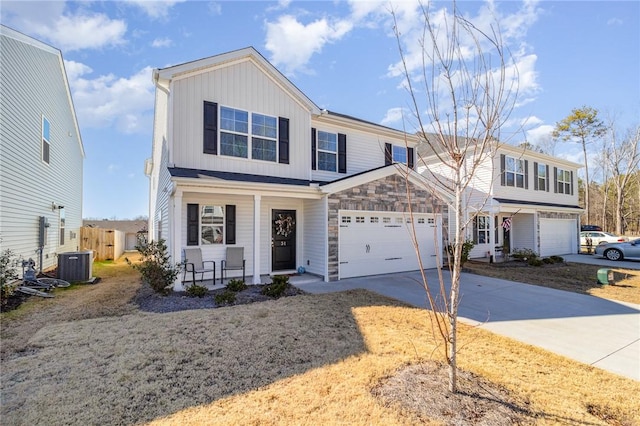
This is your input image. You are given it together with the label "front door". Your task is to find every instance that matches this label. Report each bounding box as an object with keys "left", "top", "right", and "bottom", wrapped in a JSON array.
[{"left": 272, "top": 210, "right": 296, "bottom": 271}]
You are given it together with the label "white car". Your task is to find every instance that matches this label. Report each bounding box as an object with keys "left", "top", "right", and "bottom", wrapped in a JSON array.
[{"left": 580, "top": 231, "right": 628, "bottom": 248}]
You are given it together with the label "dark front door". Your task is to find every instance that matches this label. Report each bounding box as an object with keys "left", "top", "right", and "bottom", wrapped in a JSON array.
[{"left": 272, "top": 210, "right": 296, "bottom": 271}]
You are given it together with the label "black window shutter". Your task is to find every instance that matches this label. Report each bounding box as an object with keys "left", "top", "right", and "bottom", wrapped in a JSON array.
[
  {"left": 570, "top": 171, "right": 574, "bottom": 195},
  {"left": 203, "top": 101, "right": 218, "bottom": 155},
  {"left": 311, "top": 128, "right": 317, "bottom": 170},
  {"left": 385, "top": 143, "right": 392, "bottom": 166},
  {"left": 546, "top": 165, "right": 550, "bottom": 191},
  {"left": 225, "top": 205, "right": 236, "bottom": 245},
  {"left": 408, "top": 147, "right": 415, "bottom": 169},
  {"left": 524, "top": 160, "right": 529, "bottom": 189},
  {"left": 500, "top": 154, "right": 506, "bottom": 186},
  {"left": 338, "top": 133, "right": 347, "bottom": 174},
  {"left": 187, "top": 204, "right": 199, "bottom": 246},
  {"left": 553, "top": 167, "right": 558, "bottom": 193},
  {"left": 278, "top": 117, "right": 289, "bottom": 164},
  {"left": 533, "top": 162, "right": 539, "bottom": 190}
]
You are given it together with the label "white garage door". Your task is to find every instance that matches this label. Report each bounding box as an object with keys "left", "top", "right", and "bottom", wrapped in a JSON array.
[
  {"left": 539, "top": 218, "right": 577, "bottom": 256},
  {"left": 339, "top": 210, "right": 442, "bottom": 279}
]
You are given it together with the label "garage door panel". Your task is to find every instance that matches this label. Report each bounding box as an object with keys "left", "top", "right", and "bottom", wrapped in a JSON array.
[
  {"left": 339, "top": 211, "right": 441, "bottom": 279},
  {"left": 539, "top": 218, "right": 577, "bottom": 257}
]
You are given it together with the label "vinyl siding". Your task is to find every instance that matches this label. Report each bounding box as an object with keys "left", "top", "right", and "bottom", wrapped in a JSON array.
[
  {"left": 0, "top": 31, "right": 83, "bottom": 271},
  {"left": 511, "top": 214, "right": 535, "bottom": 252},
  {"left": 170, "top": 60, "right": 311, "bottom": 180},
  {"left": 303, "top": 198, "right": 327, "bottom": 276}
]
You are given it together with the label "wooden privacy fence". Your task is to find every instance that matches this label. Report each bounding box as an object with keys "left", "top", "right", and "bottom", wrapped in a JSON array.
[{"left": 80, "top": 227, "right": 125, "bottom": 261}]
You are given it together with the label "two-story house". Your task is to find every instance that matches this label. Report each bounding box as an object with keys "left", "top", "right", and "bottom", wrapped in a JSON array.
[
  {"left": 0, "top": 25, "right": 85, "bottom": 272},
  {"left": 418, "top": 142, "right": 583, "bottom": 260},
  {"left": 147, "top": 47, "right": 446, "bottom": 288}
]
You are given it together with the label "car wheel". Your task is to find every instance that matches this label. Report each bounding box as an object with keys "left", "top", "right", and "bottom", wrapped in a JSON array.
[{"left": 605, "top": 249, "right": 623, "bottom": 261}]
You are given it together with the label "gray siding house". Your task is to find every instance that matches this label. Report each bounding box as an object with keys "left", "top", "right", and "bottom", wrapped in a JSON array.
[{"left": 0, "top": 25, "right": 84, "bottom": 272}]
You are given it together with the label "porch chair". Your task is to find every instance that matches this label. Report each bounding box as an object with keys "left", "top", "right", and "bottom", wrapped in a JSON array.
[
  {"left": 220, "top": 247, "right": 245, "bottom": 284},
  {"left": 182, "top": 248, "right": 215, "bottom": 286}
]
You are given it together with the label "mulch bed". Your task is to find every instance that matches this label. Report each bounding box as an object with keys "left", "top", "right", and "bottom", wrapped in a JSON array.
[{"left": 133, "top": 282, "right": 307, "bottom": 313}]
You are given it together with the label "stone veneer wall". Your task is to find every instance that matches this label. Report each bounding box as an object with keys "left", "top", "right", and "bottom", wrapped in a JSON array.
[{"left": 327, "top": 174, "right": 447, "bottom": 281}]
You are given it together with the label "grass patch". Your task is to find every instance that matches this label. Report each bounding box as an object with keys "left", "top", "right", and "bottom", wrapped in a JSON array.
[{"left": 464, "top": 261, "right": 640, "bottom": 304}]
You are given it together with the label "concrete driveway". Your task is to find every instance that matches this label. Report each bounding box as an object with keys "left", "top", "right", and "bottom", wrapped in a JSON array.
[
  {"left": 565, "top": 253, "right": 640, "bottom": 270},
  {"left": 297, "top": 268, "right": 640, "bottom": 381}
]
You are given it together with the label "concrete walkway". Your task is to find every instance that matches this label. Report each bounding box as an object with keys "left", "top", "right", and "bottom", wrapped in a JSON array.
[{"left": 296, "top": 269, "right": 640, "bottom": 381}]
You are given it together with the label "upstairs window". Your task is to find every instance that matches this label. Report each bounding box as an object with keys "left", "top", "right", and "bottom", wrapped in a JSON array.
[
  {"left": 556, "top": 168, "right": 573, "bottom": 194},
  {"left": 505, "top": 156, "right": 525, "bottom": 188},
  {"left": 392, "top": 145, "right": 407, "bottom": 164},
  {"left": 42, "top": 116, "right": 51, "bottom": 164},
  {"left": 217, "top": 106, "right": 279, "bottom": 162},
  {"left": 534, "top": 162, "right": 548, "bottom": 191},
  {"left": 317, "top": 131, "right": 337, "bottom": 172},
  {"left": 251, "top": 113, "right": 277, "bottom": 161}
]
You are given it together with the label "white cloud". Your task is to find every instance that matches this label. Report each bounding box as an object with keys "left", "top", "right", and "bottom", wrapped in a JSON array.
[
  {"left": 1, "top": 2, "right": 127, "bottom": 52},
  {"left": 208, "top": 2, "right": 222, "bottom": 16},
  {"left": 607, "top": 17, "right": 623, "bottom": 26},
  {"left": 63, "top": 60, "right": 93, "bottom": 82},
  {"left": 265, "top": 15, "right": 353, "bottom": 75},
  {"left": 125, "top": 0, "right": 186, "bottom": 19},
  {"left": 151, "top": 37, "right": 173, "bottom": 48},
  {"left": 381, "top": 107, "right": 410, "bottom": 126},
  {"left": 69, "top": 66, "right": 155, "bottom": 135}
]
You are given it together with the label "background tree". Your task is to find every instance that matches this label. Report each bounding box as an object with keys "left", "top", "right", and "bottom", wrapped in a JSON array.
[
  {"left": 392, "top": 1, "right": 517, "bottom": 393},
  {"left": 552, "top": 106, "right": 606, "bottom": 224},
  {"left": 605, "top": 125, "right": 640, "bottom": 234}
]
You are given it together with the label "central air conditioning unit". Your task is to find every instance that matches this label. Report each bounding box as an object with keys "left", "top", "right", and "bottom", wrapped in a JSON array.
[{"left": 57, "top": 251, "right": 94, "bottom": 283}]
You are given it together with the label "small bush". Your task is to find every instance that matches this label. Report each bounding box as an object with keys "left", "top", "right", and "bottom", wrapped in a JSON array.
[
  {"left": 446, "top": 240, "right": 475, "bottom": 266},
  {"left": 542, "top": 257, "right": 554, "bottom": 264},
  {"left": 550, "top": 255, "right": 564, "bottom": 263},
  {"left": 186, "top": 284, "right": 208, "bottom": 298},
  {"left": 511, "top": 248, "right": 538, "bottom": 262},
  {"left": 214, "top": 290, "right": 236, "bottom": 305},
  {"left": 262, "top": 275, "right": 289, "bottom": 298},
  {"left": 226, "top": 279, "right": 247, "bottom": 292},
  {"left": 1, "top": 249, "right": 20, "bottom": 309},
  {"left": 126, "top": 237, "right": 181, "bottom": 295},
  {"left": 528, "top": 257, "right": 544, "bottom": 267}
]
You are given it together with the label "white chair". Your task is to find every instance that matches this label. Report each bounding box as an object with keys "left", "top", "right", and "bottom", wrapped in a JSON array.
[
  {"left": 220, "top": 247, "right": 245, "bottom": 284},
  {"left": 183, "top": 248, "right": 215, "bottom": 286}
]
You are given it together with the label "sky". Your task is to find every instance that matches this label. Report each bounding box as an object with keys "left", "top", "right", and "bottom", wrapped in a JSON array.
[{"left": 2, "top": 0, "right": 639, "bottom": 220}]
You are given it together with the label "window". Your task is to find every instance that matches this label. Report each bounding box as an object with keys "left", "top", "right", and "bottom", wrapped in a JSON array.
[
  {"left": 505, "top": 156, "right": 525, "bottom": 188},
  {"left": 219, "top": 106, "right": 278, "bottom": 162},
  {"left": 317, "top": 131, "right": 337, "bottom": 171},
  {"left": 370, "top": 217, "right": 379, "bottom": 223},
  {"left": 427, "top": 218, "right": 435, "bottom": 224},
  {"left": 201, "top": 205, "right": 224, "bottom": 245},
  {"left": 392, "top": 145, "right": 407, "bottom": 164},
  {"left": 383, "top": 217, "right": 391, "bottom": 223},
  {"left": 42, "top": 116, "right": 50, "bottom": 164},
  {"left": 342, "top": 216, "right": 351, "bottom": 223},
  {"left": 418, "top": 218, "right": 425, "bottom": 224},
  {"left": 356, "top": 216, "right": 365, "bottom": 223},
  {"left": 395, "top": 217, "right": 403, "bottom": 224},
  {"left": 535, "top": 162, "right": 547, "bottom": 191},
  {"left": 473, "top": 215, "right": 490, "bottom": 244},
  {"left": 556, "top": 168, "right": 572, "bottom": 194},
  {"left": 59, "top": 207, "right": 65, "bottom": 245}
]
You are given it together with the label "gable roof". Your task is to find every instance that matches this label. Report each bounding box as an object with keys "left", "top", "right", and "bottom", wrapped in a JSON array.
[
  {"left": 153, "top": 47, "right": 321, "bottom": 115},
  {"left": 0, "top": 25, "right": 85, "bottom": 158}
]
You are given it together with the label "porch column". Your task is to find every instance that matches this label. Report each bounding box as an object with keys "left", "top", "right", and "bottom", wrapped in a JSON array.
[
  {"left": 489, "top": 212, "right": 495, "bottom": 261},
  {"left": 172, "top": 189, "right": 184, "bottom": 291},
  {"left": 253, "top": 195, "right": 262, "bottom": 284}
]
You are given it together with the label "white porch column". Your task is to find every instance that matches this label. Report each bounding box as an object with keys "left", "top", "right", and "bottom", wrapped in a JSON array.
[
  {"left": 172, "top": 189, "right": 184, "bottom": 291},
  {"left": 253, "top": 195, "right": 262, "bottom": 284}
]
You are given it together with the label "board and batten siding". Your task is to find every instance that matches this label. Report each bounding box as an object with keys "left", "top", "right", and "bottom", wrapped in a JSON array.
[
  {"left": 302, "top": 198, "right": 327, "bottom": 277},
  {"left": 0, "top": 29, "right": 83, "bottom": 271},
  {"left": 170, "top": 60, "right": 311, "bottom": 180}
]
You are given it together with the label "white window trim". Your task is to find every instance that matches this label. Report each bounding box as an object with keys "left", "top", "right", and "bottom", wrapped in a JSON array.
[
  {"left": 317, "top": 130, "right": 338, "bottom": 172},
  {"left": 42, "top": 115, "right": 51, "bottom": 165},
  {"left": 537, "top": 163, "right": 547, "bottom": 191},
  {"left": 200, "top": 205, "right": 224, "bottom": 245},
  {"left": 505, "top": 156, "right": 525, "bottom": 188},
  {"left": 557, "top": 168, "right": 572, "bottom": 194},
  {"left": 219, "top": 106, "right": 278, "bottom": 162}
]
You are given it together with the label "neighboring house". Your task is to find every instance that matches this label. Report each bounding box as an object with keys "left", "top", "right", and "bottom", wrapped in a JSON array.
[
  {"left": 82, "top": 220, "right": 148, "bottom": 250},
  {"left": 418, "top": 142, "right": 583, "bottom": 259},
  {"left": 0, "top": 25, "right": 84, "bottom": 272},
  {"left": 147, "top": 47, "right": 446, "bottom": 288}
]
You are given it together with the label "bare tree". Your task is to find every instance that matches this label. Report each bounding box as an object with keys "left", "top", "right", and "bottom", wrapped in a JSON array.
[
  {"left": 552, "top": 106, "right": 606, "bottom": 225},
  {"left": 605, "top": 124, "right": 640, "bottom": 234},
  {"left": 392, "top": 1, "right": 517, "bottom": 393}
]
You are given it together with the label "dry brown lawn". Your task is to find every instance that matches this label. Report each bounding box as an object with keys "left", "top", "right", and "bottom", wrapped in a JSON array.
[
  {"left": 463, "top": 260, "right": 640, "bottom": 305},
  {"left": 1, "top": 255, "right": 639, "bottom": 425}
]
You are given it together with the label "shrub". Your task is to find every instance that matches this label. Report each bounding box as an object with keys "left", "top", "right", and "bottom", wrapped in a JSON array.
[
  {"left": 186, "top": 283, "right": 208, "bottom": 298},
  {"left": 542, "top": 257, "right": 554, "bottom": 264},
  {"left": 528, "top": 257, "right": 544, "bottom": 267},
  {"left": 446, "top": 240, "right": 475, "bottom": 266},
  {"left": 1, "top": 249, "right": 20, "bottom": 308},
  {"left": 550, "top": 255, "right": 564, "bottom": 263},
  {"left": 126, "top": 238, "right": 181, "bottom": 295},
  {"left": 226, "top": 279, "right": 247, "bottom": 292},
  {"left": 214, "top": 290, "right": 236, "bottom": 305},
  {"left": 511, "top": 248, "right": 538, "bottom": 262},
  {"left": 261, "top": 275, "right": 289, "bottom": 298}
]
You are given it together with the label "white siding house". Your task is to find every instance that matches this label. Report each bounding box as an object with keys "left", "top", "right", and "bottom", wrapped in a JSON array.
[
  {"left": 418, "top": 143, "right": 583, "bottom": 259},
  {"left": 0, "top": 25, "right": 84, "bottom": 272},
  {"left": 147, "top": 47, "right": 445, "bottom": 289}
]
